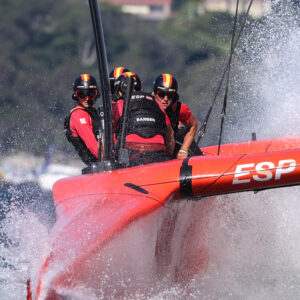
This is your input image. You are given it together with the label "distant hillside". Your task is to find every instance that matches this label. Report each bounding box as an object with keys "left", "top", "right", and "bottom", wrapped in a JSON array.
[{"left": 0, "top": 0, "right": 239, "bottom": 157}]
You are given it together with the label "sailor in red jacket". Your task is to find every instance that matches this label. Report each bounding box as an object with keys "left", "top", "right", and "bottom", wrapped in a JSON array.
[
  {"left": 109, "top": 66, "right": 130, "bottom": 99},
  {"left": 112, "top": 72, "right": 174, "bottom": 167},
  {"left": 153, "top": 73, "right": 202, "bottom": 159},
  {"left": 64, "top": 74, "right": 102, "bottom": 169}
]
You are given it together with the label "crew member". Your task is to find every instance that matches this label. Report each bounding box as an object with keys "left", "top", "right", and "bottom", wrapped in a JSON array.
[
  {"left": 113, "top": 72, "right": 175, "bottom": 167},
  {"left": 64, "top": 74, "right": 102, "bottom": 170},
  {"left": 109, "top": 66, "right": 130, "bottom": 101},
  {"left": 153, "top": 73, "right": 202, "bottom": 159}
]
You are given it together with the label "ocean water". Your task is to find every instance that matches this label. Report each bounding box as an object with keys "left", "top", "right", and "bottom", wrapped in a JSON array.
[
  {"left": 0, "top": 182, "right": 54, "bottom": 299},
  {"left": 2, "top": 1, "right": 300, "bottom": 299},
  {"left": 111, "top": 191, "right": 300, "bottom": 300},
  {"left": 224, "top": 1, "right": 300, "bottom": 142},
  {"left": 9, "top": 189, "right": 299, "bottom": 300}
]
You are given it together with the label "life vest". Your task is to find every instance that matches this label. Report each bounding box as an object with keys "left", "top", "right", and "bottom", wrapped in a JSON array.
[
  {"left": 64, "top": 106, "right": 101, "bottom": 165},
  {"left": 166, "top": 101, "right": 182, "bottom": 134},
  {"left": 118, "top": 92, "right": 167, "bottom": 139}
]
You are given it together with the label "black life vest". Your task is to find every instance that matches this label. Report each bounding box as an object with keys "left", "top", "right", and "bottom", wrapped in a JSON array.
[
  {"left": 64, "top": 106, "right": 101, "bottom": 165},
  {"left": 166, "top": 101, "right": 182, "bottom": 134},
  {"left": 118, "top": 91, "right": 167, "bottom": 139}
]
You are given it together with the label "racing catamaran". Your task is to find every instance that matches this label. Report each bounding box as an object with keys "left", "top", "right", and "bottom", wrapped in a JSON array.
[{"left": 27, "top": 1, "right": 300, "bottom": 299}]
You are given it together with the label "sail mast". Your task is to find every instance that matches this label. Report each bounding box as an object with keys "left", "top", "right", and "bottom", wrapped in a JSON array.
[{"left": 88, "top": 0, "right": 113, "bottom": 166}]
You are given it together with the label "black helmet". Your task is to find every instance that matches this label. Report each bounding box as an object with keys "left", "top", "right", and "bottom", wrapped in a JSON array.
[
  {"left": 114, "top": 72, "right": 141, "bottom": 96},
  {"left": 109, "top": 67, "right": 130, "bottom": 94},
  {"left": 153, "top": 73, "right": 178, "bottom": 93},
  {"left": 72, "top": 74, "right": 99, "bottom": 101}
]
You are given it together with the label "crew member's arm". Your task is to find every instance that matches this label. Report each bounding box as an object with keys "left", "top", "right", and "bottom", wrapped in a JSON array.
[
  {"left": 99, "top": 137, "right": 104, "bottom": 161},
  {"left": 177, "top": 104, "right": 198, "bottom": 159},
  {"left": 70, "top": 110, "right": 99, "bottom": 158}
]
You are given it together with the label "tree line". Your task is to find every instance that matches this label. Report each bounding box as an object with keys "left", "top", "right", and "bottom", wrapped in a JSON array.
[{"left": 0, "top": 0, "right": 240, "bottom": 158}]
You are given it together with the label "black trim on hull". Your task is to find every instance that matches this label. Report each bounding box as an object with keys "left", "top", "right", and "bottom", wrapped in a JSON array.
[
  {"left": 179, "top": 157, "right": 194, "bottom": 198},
  {"left": 124, "top": 183, "right": 149, "bottom": 194}
]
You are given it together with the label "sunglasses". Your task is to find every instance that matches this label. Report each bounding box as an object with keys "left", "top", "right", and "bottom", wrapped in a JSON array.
[
  {"left": 156, "top": 91, "right": 175, "bottom": 100},
  {"left": 76, "top": 88, "right": 98, "bottom": 100}
]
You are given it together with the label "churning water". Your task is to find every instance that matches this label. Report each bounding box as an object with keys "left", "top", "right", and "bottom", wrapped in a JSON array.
[
  {"left": 226, "top": 0, "right": 300, "bottom": 142},
  {"left": 0, "top": 183, "right": 53, "bottom": 299},
  {"left": 1, "top": 1, "right": 300, "bottom": 299}
]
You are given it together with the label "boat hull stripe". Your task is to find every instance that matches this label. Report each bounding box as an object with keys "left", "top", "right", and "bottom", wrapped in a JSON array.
[
  {"left": 180, "top": 157, "right": 194, "bottom": 198},
  {"left": 124, "top": 183, "right": 149, "bottom": 194}
]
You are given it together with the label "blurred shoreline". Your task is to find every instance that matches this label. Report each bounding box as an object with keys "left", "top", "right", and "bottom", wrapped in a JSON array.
[{"left": 0, "top": 151, "right": 83, "bottom": 191}]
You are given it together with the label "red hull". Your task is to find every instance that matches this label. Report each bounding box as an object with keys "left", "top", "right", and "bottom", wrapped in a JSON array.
[{"left": 33, "top": 137, "right": 300, "bottom": 299}]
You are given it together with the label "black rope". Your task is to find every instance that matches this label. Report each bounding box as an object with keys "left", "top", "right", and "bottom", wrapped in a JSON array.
[
  {"left": 196, "top": 0, "right": 254, "bottom": 145},
  {"left": 217, "top": 0, "right": 240, "bottom": 155}
]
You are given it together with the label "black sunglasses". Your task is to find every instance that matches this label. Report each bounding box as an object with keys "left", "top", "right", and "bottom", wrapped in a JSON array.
[
  {"left": 76, "top": 88, "right": 98, "bottom": 100},
  {"left": 156, "top": 91, "right": 175, "bottom": 100}
]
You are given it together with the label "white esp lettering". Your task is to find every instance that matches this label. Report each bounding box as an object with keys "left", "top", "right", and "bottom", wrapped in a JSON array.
[
  {"left": 233, "top": 163, "right": 254, "bottom": 184},
  {"left": 275, "top": 159, "right": 296, "bottom": 180},
  {"left": 233, "top": 159, "right": 296, "bottom": 185}
]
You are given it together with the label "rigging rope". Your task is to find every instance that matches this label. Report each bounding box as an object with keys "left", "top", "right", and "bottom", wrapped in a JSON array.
[
  {"left": 196, "top": 0, "right": 254, "bottom": 146},
  {"left": 217, "top": 0, "right": 240, "bottom": 155}
]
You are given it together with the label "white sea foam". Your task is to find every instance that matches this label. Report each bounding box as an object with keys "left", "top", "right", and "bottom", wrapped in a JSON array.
[
  {"left": 0, "top": 209, "right": 49, "bottom": 299},
  {"left": 225, "top": 1, "right": 300, "bottom": 142}
]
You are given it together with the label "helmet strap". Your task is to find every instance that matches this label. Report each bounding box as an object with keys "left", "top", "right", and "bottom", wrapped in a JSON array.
[
  {"left": 172, "top": 93, "right": 179, "bottom": 103},
  {"left": 87, "top": 98, "right": 95, "bottom": 107}
]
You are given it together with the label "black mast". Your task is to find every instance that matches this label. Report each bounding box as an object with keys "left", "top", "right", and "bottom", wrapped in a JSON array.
[{"left": 88, "top": 0, "right": 113, "bottom": 167}]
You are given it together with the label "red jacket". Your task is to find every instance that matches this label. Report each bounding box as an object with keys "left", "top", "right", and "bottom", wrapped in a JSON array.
[
  {"left": 69, "top": 106, "right": 99, "bottom": 158},
  {"left": 178, "top": 102, "right": 193, "bottom": 125}
]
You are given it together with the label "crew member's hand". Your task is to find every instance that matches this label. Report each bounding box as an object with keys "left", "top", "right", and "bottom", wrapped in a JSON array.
[{"left": 177, "top": 149, "right": 188, "bottom": 159}]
